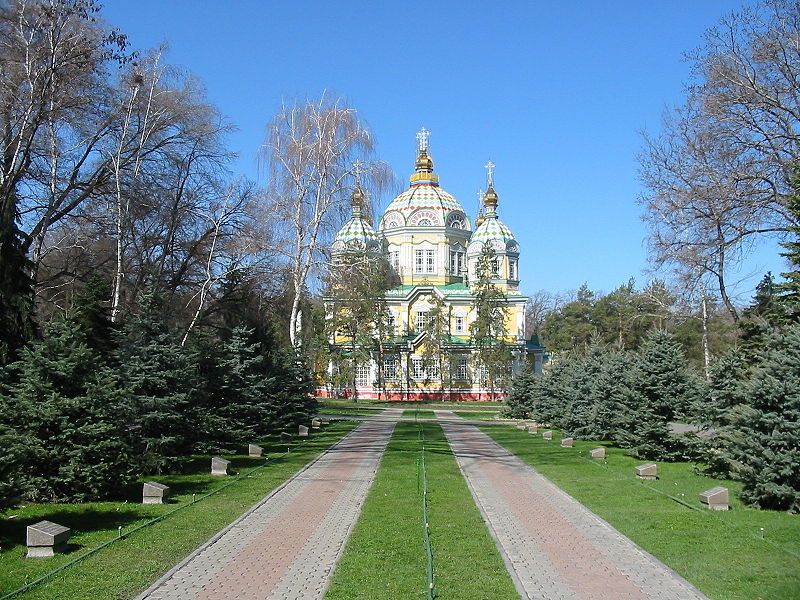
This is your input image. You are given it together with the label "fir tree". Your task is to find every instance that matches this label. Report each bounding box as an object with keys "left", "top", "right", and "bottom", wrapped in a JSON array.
[
  {"left": 727, "top": 325, "right": 800, "bottom": 511},
  {"left": 265, "top": 349, "right": 317, "bottom": 430},
  {"left": 696, "top": 351, "right": 749, "bottom": 478},
  {"left": 739, "top": 273, "right": 786, "bottom": 357},
  {"left": 503, "top": 363, "right": 537, "bottom": 419},
  {"left": 617, "top": 330, "right": 700, "bottom": 460},
  {"left": 71, "top": 272, "right": 115, "bottom": 356},
  {"left": 113, "top": 289, "right": 196, "bottom": 473},
  {"left": 583, "top": 346, "right": 632, "bottom": 440},
  {"left": 0, "top": 218, "right": 35, "bottom": 366},
  {"left": 0, "top": 319, "right": 135, "bottom": 502},
  {"left": 775, "top": 169, "right": 800, "bottom": 319}
]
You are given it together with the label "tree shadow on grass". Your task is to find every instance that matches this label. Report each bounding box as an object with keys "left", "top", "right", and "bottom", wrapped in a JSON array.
[{"left": 0, "top": 506, "right": 150, "bottom": 552}]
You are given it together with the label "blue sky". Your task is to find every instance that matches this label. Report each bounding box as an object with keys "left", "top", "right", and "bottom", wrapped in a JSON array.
[{"left": 103, "top": 0, "right": 782, "bottom": 302}]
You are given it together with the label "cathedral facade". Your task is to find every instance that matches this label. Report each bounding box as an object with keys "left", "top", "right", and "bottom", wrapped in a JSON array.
[{"left": 320, "top": 130, "right": 545, "bottom": 401}]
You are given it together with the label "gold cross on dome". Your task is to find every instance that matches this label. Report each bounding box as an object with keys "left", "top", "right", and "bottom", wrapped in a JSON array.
[
  {"left": 416, "top": 127, "right": 430, "bottom": 151},
  {"left": 484, "top": 160, "right": 496, "bottom": 187}
]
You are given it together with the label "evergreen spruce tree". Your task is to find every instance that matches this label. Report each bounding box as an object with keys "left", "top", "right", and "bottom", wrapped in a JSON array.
[
  {"left": 739, "top": 273, "right": 786, "bottom": 358},
  {"left": 581, "top": 345, "right": 632, "bottom": 440},
  {"left": 71, "top": 272, "right": 115, "bottom": 356},
  {"left": 560, "top": 346, "right": 611, "bottom": 437},
  {"left": 0, "top": 218, "right": 35, "bottom": 367},
  {"left": 0, "top": 319, "right": 134, "bottom": 502},
  {"left": 775, "top": 169, "right": 800, "bottom": 319},
  {"left": 696, "top": 351, "right": 749, "bottom": 477},
  {"left": 617, "top": 330, "right": 700, "bottom": 460},
  {"left": 113, "top": 289, "right": 196, "bottom": 473},
  {"left": 265, "top": 349, "right": 317, "bottom": 430},
  {"left": 726, "top": 325, "right": 800, "bottom": 511},
  {"left": 216, "top": 326, "right": 276, "bottom": 442},
  {"left": 503, "top": 363, "right": 537, "bottom": 419}
]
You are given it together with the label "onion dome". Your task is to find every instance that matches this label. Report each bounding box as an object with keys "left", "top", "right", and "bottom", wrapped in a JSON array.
[
  {"left": 380, "top": 128, "right": 471, "bottom": 231},
  {"left": 332, "top": 187, "right": 381, "bottom": 255},
  {"left": 468, "top": 186, "right": 519, "bottom": 256}
]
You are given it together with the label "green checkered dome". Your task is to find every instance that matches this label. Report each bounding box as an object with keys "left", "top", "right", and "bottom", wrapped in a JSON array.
[
  {"left": 467, "top": 186, "right": 518, "bottom": 257},
  {"left": 332, "top": 187, "right": 381, "bottom": 255}
]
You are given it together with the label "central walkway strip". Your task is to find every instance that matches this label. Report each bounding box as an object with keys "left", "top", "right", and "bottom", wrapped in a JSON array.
[
  {"left": 440, "top": 421, "right": 711, "bottom": 600},
  {"left": 325, "top": 420, "right": 519, "bottom": 600},
  {"left": 135, "top": 411, "right": 399, "bottom": 600}
]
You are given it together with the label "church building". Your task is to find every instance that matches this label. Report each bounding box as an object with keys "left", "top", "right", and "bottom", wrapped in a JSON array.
[{"left": 321, "top": 129, "right": 545, "bottom": 401}]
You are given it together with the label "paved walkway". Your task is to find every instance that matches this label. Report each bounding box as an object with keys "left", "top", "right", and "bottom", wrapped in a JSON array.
[
  {"left": 135, "top": 411, "right": 399, "bottom": 600},
  {"left": 441, "top": 421, "right": 709, "bottom": 600}
]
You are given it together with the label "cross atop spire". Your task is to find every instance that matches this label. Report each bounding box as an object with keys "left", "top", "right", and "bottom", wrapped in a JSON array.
[
  {"left": 416, "top": 126, "right": 430, "bottom": 152},
  {"left": 484, "top": 160, "right": 496, "bottom": 188}
]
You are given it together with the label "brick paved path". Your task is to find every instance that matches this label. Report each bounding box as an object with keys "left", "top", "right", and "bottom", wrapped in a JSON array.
[
  {"left": 441, "top": 422, "right": 710, "bottom": 600},
  {"left": 135, "top": 413, "right": 398, "bottom": 600}
]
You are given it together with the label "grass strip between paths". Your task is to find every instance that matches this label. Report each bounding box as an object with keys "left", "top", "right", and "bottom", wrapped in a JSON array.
[
  {"left": 402, "top": 409, "right": 438, "bottom": 419},
  {"left": 0, "top": 422, "right": 358, "bottom": 600},
  {"left": 482, "top": 425, "right": 800, "bottom": 600},
  {"left": 324, "top": 422, "right": 519, "bottom": 600}
]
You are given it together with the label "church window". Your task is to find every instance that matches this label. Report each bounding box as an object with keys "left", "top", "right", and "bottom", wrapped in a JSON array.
[
  {"left": 383, "top": 357, "right": 397, "bottom": 381},
  {"left": 450, "top": 219, "right": 464, "bottom": 229},
  {"left": 415, "top": 312, "right": 432, "bottom": 332},
  {"left": 390, "top": 251, "right": 400, "bottom": 272},
  {"left": 355, "top": 362, "right": 371, "bottom": 385},
  {"left": 453, "top": 315, "right": 466, "bottom": 333},
  {"left": 411, "top": 357, "right": 425, "bottom": 380},
  {"left": 477, "top": 364, "right": 489, "bottom": 386},
  {"left": 509, "top": 258, "right": 518, "bottom": 280},
  {"left": 450, "top": 249, "right": 465, "bottom": 275},
  {"left": 415, "top": 249, "right": 435, "bottom": 274},
  {"left": 490, "top": 259, "right": 499, "bottom": 277},
  {"left": 418, "top": 218, "right": 432, "bottom": 226},
  {"left": 386, "top": 312, "right": 396, "bottom": 333},
  {"left": 427, "top": 361, "right": 439, "bottom": 379},
  {"left": 455, "top": 356, "right": 469, "bottom": 380}
]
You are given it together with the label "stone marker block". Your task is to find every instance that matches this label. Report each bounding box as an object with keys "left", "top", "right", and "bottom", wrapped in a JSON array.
[
  {"left": 312, "top": 419, "right": 321, "bottom": 429},
  {"left": 142, "top": 481, "right": 170, "bottom": 504},
  {"left": 248, "top": 444, "right": 263, "bottom": 457},
  {"left": 590, "top": 447, "right": 606, "bottom": 459},
  {"left": 26, "top": 520, "right": 71, "bottom": 558},
  {"left": 561, "top": 437, "right": 573, "bottom": 447},
  {"left": 699, "top": 486, "right": 729, "bottom": 510},
  {"left": 298, "top": 425, "right": 309, "bottom": 437},
  {"left": 321, "top": 418, "right": 330, "bottom": 425},
  {"left": 542, "top": 430, "right": 553, "bottom": 440},
  {"left": 516, "top": 423, "right": 527, "bottom": 430},
  {"left": 528, "top": 425, "right": 538, "bottom": 434},
  {"left": 635, "top": 463, "right": 658, "bottom": 479},
  {"left": 211, "top": 456, "right": 230, "bottom": 476},
  {"left": 280, "top": 431, "right": 292, "bottom": 443}
]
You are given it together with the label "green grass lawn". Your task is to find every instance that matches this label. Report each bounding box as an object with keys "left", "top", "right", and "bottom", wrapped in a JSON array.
[
  {"left": 0, "top": 423, "right": 357, "bottom": 600},
  {"left": 402, "top": 409, "right": 438, "bottom": 419},
  {"left": 482, "top": 426, "right": 800, "bottom": 600},
  {"left": 325, "top": 422, "right": 518, "bottom": 600}
]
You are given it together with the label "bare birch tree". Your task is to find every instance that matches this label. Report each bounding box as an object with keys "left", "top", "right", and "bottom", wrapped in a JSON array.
[
  {"left": 260, "top": 95, "right": 391, "bottom": 348},
  {"left": 638, "top": 1, "right": 800, "bottom": 317}
]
